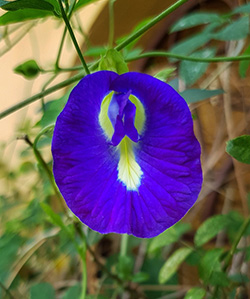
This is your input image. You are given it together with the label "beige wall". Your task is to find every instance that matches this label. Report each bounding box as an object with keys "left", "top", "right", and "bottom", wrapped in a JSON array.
[{"left": 0, "top": 0, "right": 107, "bottom": 145}]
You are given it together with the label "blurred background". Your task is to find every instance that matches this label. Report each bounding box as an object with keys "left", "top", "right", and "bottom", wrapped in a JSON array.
[{"left": 1, "top": 0, "right": 250, "bottom": 298}]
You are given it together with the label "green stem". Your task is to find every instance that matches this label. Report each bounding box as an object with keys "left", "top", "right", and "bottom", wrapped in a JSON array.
[
  {"left": 126, "top": 51, "right": 250, "bottom": 63},
  {"left": 115, "top": 0, "right": 189, "bottom": 51},
  {"left": 120, "top": 234, "right": 129, "bottom": 257},
  {"left": 23, "top": 135, "right": 66, "bottom": 212},
  {"left": 108, "top": 0, "right": 115, "bottom": 48},
  {"left": 55, "top": 27, "right": 67, "bottom": 69},
  {"left": 55, "top": 0, "right": 77, "bottom": 69},
  {"left": 223, "top": 215, "right": 250, "bottom": 271},
  {"left": 80, "top": 253, "right": 87, "bottom": 299},
  {"left": 58, "top": 0, "right": 90, "bottom": 74},
  {"left": 0, "top": 72, "right": 84, "bottom": 120}
]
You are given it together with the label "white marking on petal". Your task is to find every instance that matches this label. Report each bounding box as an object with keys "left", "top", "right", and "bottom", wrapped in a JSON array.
[{"left": 118, "top": 137, "right": 143, "bottom": 190}]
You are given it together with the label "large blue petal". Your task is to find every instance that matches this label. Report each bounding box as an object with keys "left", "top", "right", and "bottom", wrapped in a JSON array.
[{"left": 52, "top": 71, "right": 202, "bottom": 238}]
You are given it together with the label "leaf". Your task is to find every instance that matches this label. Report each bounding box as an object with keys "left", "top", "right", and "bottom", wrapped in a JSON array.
[
  {"left": 184, "top": 287, "right": 206, "bottom": 299},
  {"left": 159, "top": 247, "right": 192, "bottom": 284},
  {"left": 131, "top": 272, "right": 149, "bottom": 283},
  {"left": 40, "top": 202, "right": 65, "bottom": 230},
  {"left": 84, "top": 46, "right": 106, "bottom": 57},
  {"left": 99, "top": 49, "right": 128, "bottom": 74},
  {"left": 38, "top": 90, "right": 70, "bottom": 128},
  {"left": 1, "top": 0, "right": 54, "bottom": 12},
  {"left": 170, "top": 33, "right": 212, "bottom": 60},
  {"left": 154, "top": 67, "right": 176, "bottom": 82},
  {"left": 233, "top": 3, "right": 250, "bottom": 14},
  {"left": 117, "top": 255, "right": 133, "bottom": 280},
  {"left": 14, "top": 60, "right": 41, "bottom": 79},
  {"left": 171, "top": 12, "right": 221, "bottom": 32},
  {"left": 214, "top": 16, "right": 249, "bottom": 40},
  {"left": 199, "top": 249, "right": 230, "bottom": 286},
  {"left": 226, "top": 135, "right": 250, "bottom": 164},
  {"left": 62, "top": 284, "right": 81, "bottom": 299},
  {"left": 0, "top": 9, "right": 54, "bottom": 25},
  {"left": 180, "top": 48, "right": 216, "bottom": 86},
  {"left": 149, "top": 222, "right": 191, "bottom": 253},
  {"left": 239, "top": 44, "right": 250, "bottom": 78},
  {"left": 180, "top": 88, "right": 224, "bottom": 104},
  {"left": 0, "top": 0, "right": 8, "bottom": 7},
  {"left": 74, "top": 0, "right": 99, "bottom": 11},
  {"left": 30, "top": 282, "right": 55, "bottom": 299},
  {"left": 194, "top": 215, "right": 231, "bottom": 247}
]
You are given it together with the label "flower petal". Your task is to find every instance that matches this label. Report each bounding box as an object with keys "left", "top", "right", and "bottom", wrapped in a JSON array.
[{"left": 52, "top": 71, "right": 202, "bottom": 238}]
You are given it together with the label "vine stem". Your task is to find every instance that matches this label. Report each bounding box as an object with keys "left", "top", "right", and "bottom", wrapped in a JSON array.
[
  {"left": 0, "top": 72, "right": 84, "bottom": 119},
  {"left": 120, "top": 234, "right": 129, "bottom": 257},
  {"left": 115, "top": 0, "right": 189, "bottom": 51},
  {"left": 58, "top": 0, "right": 90, "bottom": 74},
  {"left": 108, "top": 0, "right": 115, "bottom": 48},
  {"left": 126, "top": 51, "right": 250, "bottom": 63}
]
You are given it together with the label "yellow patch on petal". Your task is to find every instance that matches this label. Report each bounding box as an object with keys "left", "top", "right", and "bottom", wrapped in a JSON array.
[
  {"left": 118, "top": 137, "right": 143, "bottom": 190},
  {"left": 98, "top": 92, "right": 145, "bottom": 190}
]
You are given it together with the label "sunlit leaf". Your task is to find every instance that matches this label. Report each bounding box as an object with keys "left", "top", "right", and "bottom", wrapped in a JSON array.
[
  {"left": 1, "top": 0, "right": 54, "bottom": 12},
  {"left": 184, "top": 287, "right": 206, "bottom": 299},
  {"left": 194, "top": 215, "right": 231, "bottom": 247},
  {"left": 149, "top": 222, "right": 191, "bottom": 253},
  {"left": 154, "top": 67, "right": 176, "bottom": 82},
  {"left": 74, "top": 0, "right": 99, "bottom": 11},
  {"left": 99, "top": 49, "right": 128, "bottom": 74},
  {"left": 171, "top": 12, "right": 221, "bottom": 32},
  {"left": 159, "top": 247, "right": 192, "bottom": 284},
  {"left": 226, "top": 135, "right": 250, "bottom": 164},
  {"left": 0, "top": 9, "right": 54, "bottom": 25}
]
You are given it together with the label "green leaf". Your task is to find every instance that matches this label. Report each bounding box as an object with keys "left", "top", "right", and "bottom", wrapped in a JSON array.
[
  {"left": 171, "top": 12, "right": 221, "bottom": 32},
  {"left": 62, "top": 284, "right": 81, "bottom": 299},
  {"left": 194, "top": 215, "right": 230, "bottom": 247},
  {"left": 180, "top": 48, "right": 216, "bottom": 86},
  {"left": 30, "top": 282, "right": 55, "bottom": 299},
  {"left": 99, "top": 49, "right": 128, "bottom": 74},
  {"left": 1, "top": 0, "right": 54, "bottom": 12},
  {"left": 199, "top": 249, "right": 230, "bottom": 286},
  {"left": 149, "top": 222, "right": 191, "bottom": 253},
  {"left": 132, "top": 272, "right": 149, "bottom": 283},
  {"left": 74, "top": 0, "right": 98, "bottom": 11},
  {"left": 0, "top": 9, "right": 54, "bottom": 25},
  {"left": 159, "top": 247, "right": 192, "bottom": 284},
  {"left": 154, "top": 67, "right": 176, "bottom": 82},
  {"left": 0, "top": 0, "right": 8, "bottom": 7},
  {"left": 184, "top": 287, "right": 206, "bottom": 299},
  {"left": 170, "top": 33, "right": 212, "bottom": 60},
  {"left": 117, "top": 255, "right": 133, "bottom": 280},
  {"left": 40, "top": 202, "right": 69, "bottom": 233},
  {"left": 180, "top": 88, "right": 224, "bottom": 104},
  {"left": 84, "top": 46, "right": 106, "bottom": 57},
  {"left": 239, "top": 44, "right": 250, "bottom": 78},
  {"left": 233, "top": 3, "right": 250, "bottom": 14},
  {"left": 214, "top": 16, "right": 249, "bottom": 40},
  {"left": 226, "top": 135, "right": 250, "bottom": 164},
  {"left": 14, "top": 60, "right": 41, "bottom": 79}
]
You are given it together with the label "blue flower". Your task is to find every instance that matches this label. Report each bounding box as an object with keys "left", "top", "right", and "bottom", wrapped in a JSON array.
[{"left": 52, "top": 71, "right": 202, "bottom": 238}]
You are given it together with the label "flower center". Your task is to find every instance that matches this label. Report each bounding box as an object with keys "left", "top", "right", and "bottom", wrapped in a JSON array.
[{"left": 99, "top": 91, "right": 145, "bottom": 190}]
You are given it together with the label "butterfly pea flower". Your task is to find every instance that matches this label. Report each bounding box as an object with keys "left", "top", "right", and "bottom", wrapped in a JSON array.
[{"left": 52, "top": 71, "right": 202, "bottom": 238}]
